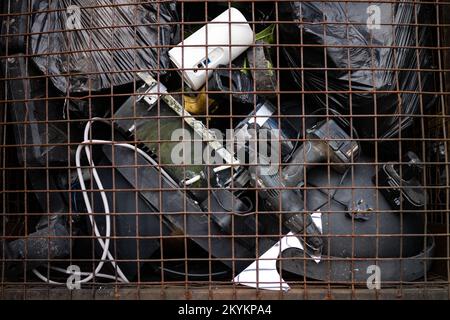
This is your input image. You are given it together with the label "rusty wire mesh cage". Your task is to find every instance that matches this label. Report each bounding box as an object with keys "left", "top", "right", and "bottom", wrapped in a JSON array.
[{"left": 0, "top": 0, "right": 449, "bottom": 300}]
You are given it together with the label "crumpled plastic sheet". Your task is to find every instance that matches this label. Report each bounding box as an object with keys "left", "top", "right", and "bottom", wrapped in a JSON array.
[
  {"left": 31, "top": 0, "right": 179, "bottom": 93},
  {"left": 280, "top": 1, "right": 435, "bottom": 139}
]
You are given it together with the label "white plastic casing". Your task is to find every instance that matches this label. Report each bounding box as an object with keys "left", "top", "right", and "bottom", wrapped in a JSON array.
[{"left": 168, "top": 8, "right": 254, "bottom": 90}]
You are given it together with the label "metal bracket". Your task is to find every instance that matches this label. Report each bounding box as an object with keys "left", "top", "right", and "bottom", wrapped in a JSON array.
[{"left": 136, "top": 73, "right": 167, "bottom": 108}]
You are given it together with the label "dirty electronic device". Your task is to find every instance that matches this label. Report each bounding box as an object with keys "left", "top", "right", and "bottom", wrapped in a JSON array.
[
  {"left": 113, "top": 72, "right": 258, "bottom": 251},
  {"left": 251, "top": 119, "right": 359, "bottom": 255},
  {"left": 235, "top": 119, "right": 360, "bottom": 290}
]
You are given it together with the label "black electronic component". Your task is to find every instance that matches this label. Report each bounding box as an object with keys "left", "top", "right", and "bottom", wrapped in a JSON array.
[
  {"left": 248, "top": 119, "right": 360, "bottom": 256},
  {"left": 375, "top": 151, "right": 427, "bottom": 211},
  {"left": 283, "top": 119, "right": 360, "bottom": 187}
]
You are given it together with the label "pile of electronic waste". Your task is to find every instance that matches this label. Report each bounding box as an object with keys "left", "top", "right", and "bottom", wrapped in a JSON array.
[{"left": 0, "top": 1, "right": 437, "bottom": 290}]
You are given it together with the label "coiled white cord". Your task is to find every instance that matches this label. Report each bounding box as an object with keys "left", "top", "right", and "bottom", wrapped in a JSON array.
[{"left": 34, "top": 118, "right": 159, "bottom": 285}]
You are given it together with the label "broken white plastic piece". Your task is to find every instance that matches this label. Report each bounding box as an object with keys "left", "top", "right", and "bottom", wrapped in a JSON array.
[
  {"left": 233, "top": 212, "right": 322, "bottom": 291},
  {"left": 169, "top": 8, "right": 254, "bottom": 90}
]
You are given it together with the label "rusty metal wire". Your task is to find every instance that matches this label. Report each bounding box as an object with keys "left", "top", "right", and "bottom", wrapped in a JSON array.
[{"left": 0, "top": 0, "right": 449, "bottom": 299}]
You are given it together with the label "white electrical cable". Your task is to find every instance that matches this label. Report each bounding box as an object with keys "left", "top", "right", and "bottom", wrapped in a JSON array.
[
  {"left": 32, "top": 267, "right": 126, "bottom": 284},
  {"left": 34, "top": 118, "right": 162, "bottom": 285}
]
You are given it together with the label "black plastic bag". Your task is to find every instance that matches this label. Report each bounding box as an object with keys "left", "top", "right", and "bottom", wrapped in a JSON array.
[
  {"left": 30, "top": 0, "right": 179, "bottom": 93},
  {"left": 280, "top": 1, "right": 435, "bottom": 139}
]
